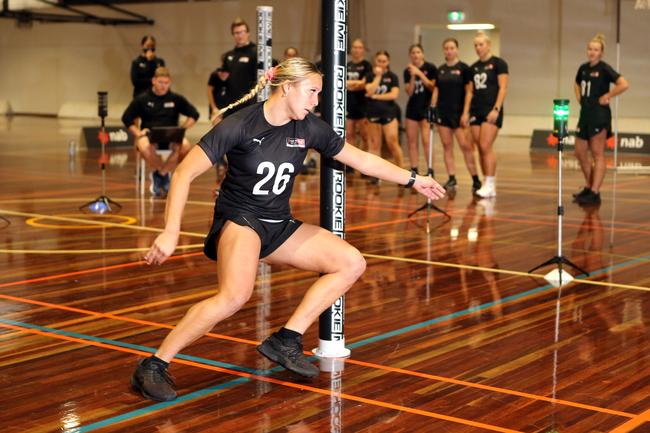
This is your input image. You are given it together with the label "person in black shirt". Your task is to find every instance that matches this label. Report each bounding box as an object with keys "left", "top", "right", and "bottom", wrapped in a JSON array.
[
  {"left": 122, "top": 67, "right": 200, "bottom": 197},
  {"left": 365, "top": 50, "right": 404, "bottom": 181},
  {"left": 207, "top": 64, "right": 230, "bottom": 125},
  {"left": 404, "top": 44, "right": 436, "bottom": 176},
  {"left": 468, "top": 31, "right": 509, "bottom": 198},
  {"left": 212, "top": 18, "right": 258, "bottom": 125},
  {"left": 573, "top": 33, "right": 628, "bottom": 206},
  {"left": 431, "top": 38, "right": 481, "bottom": 192},
  {"left": 131, "top": 58, "right": 446, "bottom": 402},
  {"left": 130, "top": 35, "right": 166, "bottom": 98},
  {"left": 347, "top": 39, "right": 372, "bottom": 153}
]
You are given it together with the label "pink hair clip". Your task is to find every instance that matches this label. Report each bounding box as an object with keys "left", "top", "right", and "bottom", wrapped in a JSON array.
[{"left": 265, "top": 66, "right": 276, "bottom": 81}]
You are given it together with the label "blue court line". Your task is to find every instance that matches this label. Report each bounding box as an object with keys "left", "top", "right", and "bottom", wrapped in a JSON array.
[
  {"left": 349, "top": 253, "right": 649, "bottom": 349},
  {"left": 3, "top": 254, "right": 647, "bottom": 431},
  {"left": 0, "top": 317, "right": 264, "bottom": 376},
  {"left": 78, "top": 377, "right": 250, "bottom": 433}
]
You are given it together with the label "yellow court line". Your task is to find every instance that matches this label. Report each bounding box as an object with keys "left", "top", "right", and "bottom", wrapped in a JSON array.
[
  {"left": 363, "top": 253, "right": 542, "bottom": 278},
  {"left": 0, "top": 197, "right": 215, "bottom": 207},
  {"left": 0, "top": 244, "right": 203, "bottom": 254},
  {"left": 0, "top": 209, "right": 205, "bottom": 238},
  {"left": 3, "top": 209, "right": 649, "bottom": 292},
  {"left": 26, "top": 213, "right": 137, "bottom": 229},
  {"left": 362, "top": 253, "right": 650, "bottom": 293}
]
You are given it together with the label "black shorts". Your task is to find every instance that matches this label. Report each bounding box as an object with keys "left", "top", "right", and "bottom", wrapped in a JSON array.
[
  {"left": 434, "top": 110, "right": 462, "bottom": 129},
  {"left": 405, "top": 106, "right": 427, "bottom": 122},
  {"left": 576, "top": 105, "right": 612, "bottom": 140},
  {"left": 368, "top": 116, "right": 395, "bottom": 125},
  {"left": 204, "top": 208, "right": 303, "bottom": 261},
  {"left": 347, "top": 104, "right": 366, "bottom": 120},
  {"left": 469, "top": 110, "right": 504, "bottom": 129}
]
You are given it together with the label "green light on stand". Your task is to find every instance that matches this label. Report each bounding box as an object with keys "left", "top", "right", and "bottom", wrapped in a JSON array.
[
  {"left": 553, "top": 99, "right": 569, "bottom": 139},
  {"left": 447, "top": 10, "right": 465, "bottom": 23}
]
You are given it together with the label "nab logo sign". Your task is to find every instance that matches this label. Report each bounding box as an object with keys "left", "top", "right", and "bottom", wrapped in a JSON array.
[{"left": 620, "top": 136, "right": 645, "bottom": 149}]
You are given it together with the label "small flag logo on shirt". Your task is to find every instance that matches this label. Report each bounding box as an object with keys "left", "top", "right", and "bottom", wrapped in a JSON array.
[{"left": 286, "top": 138, "right": 306, "bottom": 148}]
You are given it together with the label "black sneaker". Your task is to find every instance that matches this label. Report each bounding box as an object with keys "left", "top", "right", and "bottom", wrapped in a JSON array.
[
  {"left": 131, "top": 358, "right": 177, "bottom": 402},
  {"left": 572, "top": 187, "right": 592, "bottom": 200},
  {"left": 576, "top": 189, "right": 601, "bottom": 206},
  {"left": 472, "top": 179, "right": 482, "bottom": 194},
  {"left": 257, "top": 333, "right": 320, "bottom": 378},
  {"left": 443, "top": 177, "right": 457, "bottom": 190}
]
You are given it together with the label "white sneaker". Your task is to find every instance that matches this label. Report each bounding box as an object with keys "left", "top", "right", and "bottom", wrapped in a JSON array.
[{"left": 475, "top": 183, "right": 496, "bottom": 198}]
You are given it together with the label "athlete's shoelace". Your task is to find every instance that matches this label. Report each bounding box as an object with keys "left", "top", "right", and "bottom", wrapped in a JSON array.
[{"left": 146, "top": 363, "right": 176, "bottom": 386}]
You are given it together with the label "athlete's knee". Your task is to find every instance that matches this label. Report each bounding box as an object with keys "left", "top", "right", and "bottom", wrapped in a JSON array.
[
  {"left": 212, "top": 287, "right": 253, "bottom": 314},
  {"left": 340, "top": 247, "right": 366, "bottom": 283}
]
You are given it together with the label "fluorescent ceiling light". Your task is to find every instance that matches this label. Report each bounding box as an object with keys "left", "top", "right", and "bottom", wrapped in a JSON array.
[{"left": 447, "top": 23, "right": 496, "bottom": 30}]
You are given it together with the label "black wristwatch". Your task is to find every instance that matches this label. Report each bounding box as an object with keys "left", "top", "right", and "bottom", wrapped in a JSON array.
[{"left": 405, "top": 169, "right": 417, "bottom": 188}]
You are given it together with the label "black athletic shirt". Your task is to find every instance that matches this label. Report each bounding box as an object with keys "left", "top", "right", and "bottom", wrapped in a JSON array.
[
  {"left": 208, "top": 69, "right": 231, "bottom": 109},
  {"left": 130, "top": 55, "right": 166, "bottom": 98},
  {"left": 575, "top": 61, "right": 620, "bottom": 108},
  {"left": 198, "top": 102, "right": 345, "bottom": 219},
  {"left": 403, "top": 62, "right": 437, "bottom": 113},
  {"left": 122, "top": 88, "right": 200, "bottom": 130},
  {"left": 347, "top": 60, "right": 373, "bottom": 111},
  {"left": 364, "top": 70, "right": 400, "bottom": 118},
  {"left": 436, "top": 61, "right": 472, "bottom": 114},
  {"left": 222, "top": 43, "right": 258, "bottom": 108},
  {"left": 469, "top": 56, "right": 508, "bottom": 115}
]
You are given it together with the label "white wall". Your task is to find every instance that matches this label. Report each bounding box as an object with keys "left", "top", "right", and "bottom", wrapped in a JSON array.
[
  {"left": 355, "top": 0, "right": 648, "bottom": 119},
  {"left": 0, "top": 0, "right": 647, "bottom": 127},
  {"left": 0, "top": 0, "right": 320, "bottom": 119}
]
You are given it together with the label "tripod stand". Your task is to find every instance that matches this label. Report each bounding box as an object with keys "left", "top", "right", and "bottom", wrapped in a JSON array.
[
  {"left": 409, "top": 110, "right": 451, "bottom": 232},
  {"left": 528, "top": 99, "right": 587, "bottom": 285},
  {"left": 80, "top": 91, "right": 122, "bottom": 214}
]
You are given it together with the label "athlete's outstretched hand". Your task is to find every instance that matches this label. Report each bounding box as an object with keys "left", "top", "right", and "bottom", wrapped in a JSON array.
[
  {"left": 145, "top": 230, "right": 178, "bottom": 265},
  {"left": 413, "top": 175, "right": 446, "bottom": 201}
]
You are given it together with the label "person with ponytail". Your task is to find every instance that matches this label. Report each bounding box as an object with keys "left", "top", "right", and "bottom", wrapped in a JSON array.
[
  {"left": 468, "top": 31, "right": 508, "bottom": 198},
  {"left": 130, "top": 57, "right": 446, "bottom": 402},
  {"left": 365, "top": 50, "right": 405, "bottom": 184},
  {"left": 404, "top": 43, "right": 437, "bottom": 177},
  {"left": 573, "top": 33, "right": 629, "bottom": 206},
  {"left": 432, "top": 38, "right": 481, "bottom": 193}
]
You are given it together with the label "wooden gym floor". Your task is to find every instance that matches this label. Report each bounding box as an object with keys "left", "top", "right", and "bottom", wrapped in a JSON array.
[{"left": 1, "top": 116, "right": 649, "bottom": 433}]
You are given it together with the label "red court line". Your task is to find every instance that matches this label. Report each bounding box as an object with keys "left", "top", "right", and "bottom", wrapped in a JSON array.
[
  {"left": 0, "top": 293, "right": 634, "bottom": 419},
  {"left": 1, "top": 322, "right": 525, "bottom": 433},
  {"left": 608, "top": 407, "right": 650, "bottom": 433},
  {"left": 0, "top": 293, "right": 256, "bottom": 346},
  {"left": 0, "top": 252, "right": 203, "bottom": 289}
]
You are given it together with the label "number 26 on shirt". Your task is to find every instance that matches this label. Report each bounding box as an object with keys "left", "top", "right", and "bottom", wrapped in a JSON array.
[{"left": 252, "top": 161, "right": 295, "bottom": 195}]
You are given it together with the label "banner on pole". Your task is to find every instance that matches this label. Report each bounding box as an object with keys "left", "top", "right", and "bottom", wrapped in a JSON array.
[{"left": 530, "top": 129, "right": 650, "bottom": 154}]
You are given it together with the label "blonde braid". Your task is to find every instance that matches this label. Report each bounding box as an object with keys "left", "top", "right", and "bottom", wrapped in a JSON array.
[
  {"left": 216, "top": 75, "right": 269, "bottom": 117},
  {"left": 216, "top": 57, "right": 320, "bottom": 117}
]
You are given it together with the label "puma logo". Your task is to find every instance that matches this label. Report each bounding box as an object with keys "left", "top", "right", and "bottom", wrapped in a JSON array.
[{"left": 253, "top": 137, "right": 265, "bottom": 145}]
